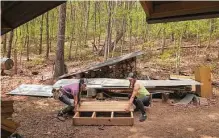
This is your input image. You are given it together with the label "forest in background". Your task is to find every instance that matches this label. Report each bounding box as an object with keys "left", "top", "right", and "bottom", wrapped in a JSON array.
[{"left": 1, "top": 1, "right": 219, "bottom": 78}]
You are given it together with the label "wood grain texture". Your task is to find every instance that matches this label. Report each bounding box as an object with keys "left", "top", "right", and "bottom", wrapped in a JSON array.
[
  {"left": 73, "top": 111, "right": 134, "bottom": 126},
  {"left": 77, "top": 101, "right": 134, "bottom": 112}
]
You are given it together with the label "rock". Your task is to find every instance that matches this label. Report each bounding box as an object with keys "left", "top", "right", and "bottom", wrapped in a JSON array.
[{"left": 199, "top": 97, "right": 209, "bottom": 106}]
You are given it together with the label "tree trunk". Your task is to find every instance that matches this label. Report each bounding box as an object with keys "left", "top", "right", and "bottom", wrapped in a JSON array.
[
  {"left": 3, "top": 34, "right": 7, "bottom": 56},
  {"left": 176, "top": 32, "right": 183, "bottom": 75},
  {"left": 84, "top": 1, "right": 90, "bottom": 47},
  {"left": 14, "top": 30, "right": 18, "bottom": 74},
  {"left": 121, "top": 2, "right": 128, "bottom": 55},
  {"left": 69, "top": 2, "right": 75, "bottom": 60},
  {"left": 50, "top": 11, "right": 55, "bottom": 52},
  {"left": 93, "top": 1, "right": 97, "bottom": 52},
  {"left": 104, "top": 1, "right": 112, "bottom": 60},
  {"left": 7, "top": 30, "right": 14, "bottom": 58},
  {"left": 161, "top": 24, "right": 166, "bottom": 54},
  {"left": 129, "top": 2, "right": 133, "bottom": 52},
  {"left": 26, "top": 23, "right": 30, "bottom": 61},
  {"left": 98, "top": 2, "right": 101, "bottom": 48},
  {"left": 54, "top": 3, "right": 67, "bottom": 79},
  {"left": 39, "top": 15, "right": 44, "bottom": 55},
  {"left": 46, "top": 12, "right": 50, "bottom": 59}
]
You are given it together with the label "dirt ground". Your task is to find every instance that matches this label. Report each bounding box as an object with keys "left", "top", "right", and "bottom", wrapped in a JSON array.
[
  {"left": 1, "top": 42, "right": 219, "bottom": 138},
  {"left": 10, "top": 96, "right": 219, "bottom": 138}
]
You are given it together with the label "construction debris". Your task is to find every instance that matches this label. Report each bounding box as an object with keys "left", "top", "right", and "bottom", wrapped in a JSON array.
[{"left": 173, "top": 94, "right": 199, "bottom": 106}]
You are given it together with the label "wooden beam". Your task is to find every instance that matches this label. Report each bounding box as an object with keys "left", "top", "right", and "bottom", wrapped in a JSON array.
[
  {"left": 152, "top": 1, "right": 219, "bottom": 18},
  {"left": 77, "top": 101, "right": 134, "bottom": 112},
  {"left": 147, "top": 12, "right": 219, "bottom": 24},
  {"left": 140, "top": 1, "right": 153, "bottom": 17},
  {"left": 73, "top": 115, "right": 134, "bottom": 126},
  {"left": 170, "top": 75, "right": 195, "bottom": 80},
  {"left": 74, "top": 112, "right": 79, "bottom": 118},
  {"left": 1, "top": 118, "right": 19, "bottom": 133},
  {"left": 92, "top": 112, "right": 96, "bottom": 118},
  {"left": 195, "top": 66, "right": 212, "bottom": 98},
  {"left": 111, "top": 112, "right": 114, "bottom": 118}
]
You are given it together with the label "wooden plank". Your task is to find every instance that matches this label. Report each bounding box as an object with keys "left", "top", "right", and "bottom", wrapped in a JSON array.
[
  {"left": 77, "top": 101, "right": 133, "bottom": 112},
  {"left": 92, "top": 112, "right": 96, "bottom": 118},
  {"left": 73, "top": 117, "right": 134, "bottom": 126},
  {"left": 169, "top": 74, "right": 195, "bottom": 80},
  {"left": 140, "top": 1, "right": 153, "bottom": 17},
  {"left": 152, "top": 1, "right": 219, "bottom": 18},
  {"left": 195, "top": 66, "right": 212, "bottom": 98},
  {"left": 1, "top": 118, "right": 19, "bottom": 133},
  {"left": 111, "top": 112, "right": 114, "bottom": 118},
  {"left": 169, "top": 74, "right": 196, "bottom": 92},
  {"left": 74, "top": 112, "right": 79, "bottom": 117}
]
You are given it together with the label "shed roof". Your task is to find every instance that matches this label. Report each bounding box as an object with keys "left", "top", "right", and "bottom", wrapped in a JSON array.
[
  {"left": 59, "top": 51, "right": 144, "bottom": 79},
  {"left": 140, "top": 1, "right": 219, "bottom": 24},
  {"left": 1, "top": 1, "right": 65, "bottom": 35}
]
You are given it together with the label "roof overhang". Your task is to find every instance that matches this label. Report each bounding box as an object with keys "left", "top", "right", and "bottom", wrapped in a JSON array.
[
  {"left": 1, "top": 1, "right": 66, "bottom": 35},
  {"left": 140, "top": 1, "right": 219, "bottom": 24}
]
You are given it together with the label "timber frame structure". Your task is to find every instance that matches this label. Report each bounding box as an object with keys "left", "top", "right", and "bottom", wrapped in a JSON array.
[
  {"left": 73, "top": 101, "right": 134, "bottom": 126},
  {"left": 140, "top": 1, "right": 219, "bottom": 24}
]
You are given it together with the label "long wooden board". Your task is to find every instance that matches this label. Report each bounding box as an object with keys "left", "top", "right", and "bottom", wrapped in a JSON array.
[
  {"left": 73, "top": 111, "right": 134, "bottom": 126},
  {"left": 77, "top": 101, "right": 134, "bottom": 112}
]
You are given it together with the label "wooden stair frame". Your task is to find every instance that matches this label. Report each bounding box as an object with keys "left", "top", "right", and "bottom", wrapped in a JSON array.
[{"left": 73, "top": 111, "right": 134, "bottom": 126}]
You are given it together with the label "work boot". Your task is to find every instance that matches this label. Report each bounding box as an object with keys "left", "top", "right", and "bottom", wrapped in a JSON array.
[
  {"left": 57, "top": 111, "right": 66, "bottom": 121},
  {"left": 61, "top": 106, "right": 74, "bottom": 115},
  {"left": 139, "top": 114, "right": 147, "bottom": 122}
]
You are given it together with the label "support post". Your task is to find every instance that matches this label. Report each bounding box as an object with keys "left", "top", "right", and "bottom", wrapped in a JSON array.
[{"left": 195, "top": 66, "right": 212, "bottom": 98}]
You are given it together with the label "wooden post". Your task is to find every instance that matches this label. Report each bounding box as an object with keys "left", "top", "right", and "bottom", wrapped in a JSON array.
[{"left": 195, "top": 66, "right": 212, "bottom": 98}]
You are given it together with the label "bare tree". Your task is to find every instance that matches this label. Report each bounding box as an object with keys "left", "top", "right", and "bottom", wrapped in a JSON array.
[
  {"left": 14, "top": 30, "right": 18, "bottom": 74},
  {"left": 161, "top": 23, "right": 166, "bottom": 54},
  {"left": 84, "top": 1, "right": 90, "bottom": 47},
  {"left": 104, "top": 1, "right": 112, "bottom": 60},
  {"left": 3, "top": 34, "right": 7, "bottom": 56},
  {"left": 69, "top": 2, "right": 76, "bottom": 60},
  {"left": 26, "top": 23, "right": 30, "bottom": 61},
  {"left": 54, "top": 3, "right": 67, "bottom": 78},
  {"left": 93, "top": 1, "right": 98, "bottom": 52},
  {"left": 39, "top": 15, "right": 44, "bottom": 55},
  {"left": 7, "top": 30, "right": 14, "bottom": 58},
  {"left": 46, "top": 12, "right": 50, "bottom": 59}
]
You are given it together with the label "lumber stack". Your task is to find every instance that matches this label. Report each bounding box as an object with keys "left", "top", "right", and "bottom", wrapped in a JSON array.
[
  {"left": 82, "top": 57, "right": 136, "bottom": 79},
  {"left": 73, "top": 101, "right": 134, "bottom": 126},
  {"left": 1, "top": 100, "right": 20, "bottom": 137}
]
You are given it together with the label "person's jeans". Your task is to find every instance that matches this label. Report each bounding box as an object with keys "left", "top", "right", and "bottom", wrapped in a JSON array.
[
  {"left": 129, "top": 95, "right": 150, "bottom": 115},
  {"left": 59, "top": 92, "right": 74, "bottom": 107}
]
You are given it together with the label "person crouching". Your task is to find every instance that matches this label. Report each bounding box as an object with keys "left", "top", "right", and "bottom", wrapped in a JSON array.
[
  {"left": 125, "top": 72, "right": 151, "bottom": 122},
  {"left": 52, "top": 79, "right": 86, "bottom": 119}
]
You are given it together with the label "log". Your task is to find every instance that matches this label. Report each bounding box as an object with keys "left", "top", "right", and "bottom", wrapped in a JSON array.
[{"left": 1, "top": 58, "right": 14, "bottom": 70}]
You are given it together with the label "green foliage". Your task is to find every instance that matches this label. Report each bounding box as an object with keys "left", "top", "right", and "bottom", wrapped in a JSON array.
[
  {"left": 159, "top": 49, "right": 176, "bottom": 61},
  {"left": 25, "top": 58, "right": 45, "bottom": 68},
  {"left": 7, "top": 1, "right": 219, "bottom": 62}
]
